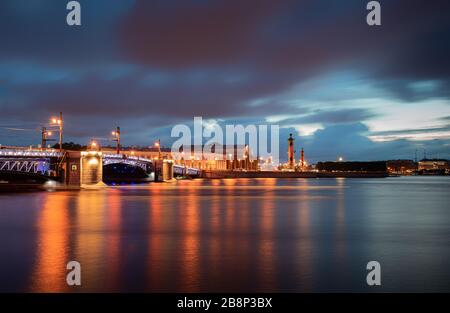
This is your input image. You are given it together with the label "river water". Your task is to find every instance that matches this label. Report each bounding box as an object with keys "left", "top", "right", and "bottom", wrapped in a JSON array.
[{"left": 0, "top": 177, "right": 449, "bottom": 292}]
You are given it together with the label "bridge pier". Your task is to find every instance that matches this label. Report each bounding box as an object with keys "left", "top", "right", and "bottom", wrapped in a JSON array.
[
  {"left": 162, "top": 160, "right": 174, "bottom": 181},
  {"left": 62, "top": 151, "right": 104, "bottom": 186},
  {"left": 154, "top": 159, "right": 174, "bottom": 181},
  {"left": 80, "top": 151, "right": 103, "bottom": 186},
  {"left": 64, "top": 151, "right": 81, "bottom": 186}
]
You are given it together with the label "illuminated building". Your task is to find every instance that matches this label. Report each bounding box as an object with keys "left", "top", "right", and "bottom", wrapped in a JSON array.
[{"left": 418, "top": 159, "right": 449, "bottom": 171}]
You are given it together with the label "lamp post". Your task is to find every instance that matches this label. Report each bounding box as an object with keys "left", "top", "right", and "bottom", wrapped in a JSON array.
[
  {"left": 41, "top": 127, "right": 47, "bottom": 149},
  {"left": 112, "top": 127, "right": 121, "bottom": 154},
  {"left": 244, "top": 144, "right": 249, "bottom": 170},
  {"left": 58, "top": 112, "right": 63, "bottom": 151},
  {"left": 90, "top": 139, "right": 99, "bottom": 151},
  {"left": 50, "top": 112, "right": 63, "bottom": 151},
  {"left": 155, "top": 139, "right": 161, "bottom": 159},
  {"left": 41, "top": 127, "right": 54, "bottom": 150}
]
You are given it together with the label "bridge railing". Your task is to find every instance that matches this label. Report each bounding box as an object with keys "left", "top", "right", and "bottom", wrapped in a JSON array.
[
  {"left": 0, "top": 149, "right": 65, "bottom": 176},
  {"left": 103, "top": 153, "right": 154, "bottom": 163},
  {"left": 0, "top": 159, "right": 51, "bottom": 175},
  {"left": 0, "top": 149, "right": 64, "bottom": 158},
  {"left": 173, "top": 164, "right": 202, "bottom": 176}
]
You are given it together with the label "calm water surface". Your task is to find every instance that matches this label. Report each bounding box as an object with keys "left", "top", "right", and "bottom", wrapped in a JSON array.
[{"left": 0, "top": 177, "right": 449, "bottom": 292}]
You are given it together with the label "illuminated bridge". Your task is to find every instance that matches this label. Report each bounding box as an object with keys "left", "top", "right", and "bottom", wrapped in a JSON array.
[
  {"left": 103, "top": 153, "right": 154, "bottom": 172},
  {"left": 102, "top": 153, "right": 201, "bottom": 179},
  {"left": 0, "top": 149, "right": 201, "bottom": 185},
  {"left": 0, "top": 150, "right": 64, "bottom": 181}
]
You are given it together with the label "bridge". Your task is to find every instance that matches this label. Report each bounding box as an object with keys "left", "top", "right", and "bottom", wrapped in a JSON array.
[{"left": 0, "top": 148, "right": 201, "bottom": 186}]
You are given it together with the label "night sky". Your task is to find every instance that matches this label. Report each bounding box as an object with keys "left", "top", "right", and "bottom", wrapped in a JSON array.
[{"left": 1, "top": 0, "right": 449, "bottom": 162}]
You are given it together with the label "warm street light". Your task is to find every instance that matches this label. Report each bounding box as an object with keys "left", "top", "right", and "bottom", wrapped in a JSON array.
[
  {"left": 50, "top": 112, "right": 63, "bottom": 151},
  {"left": 41, "top": 127, "right": 55, "bottom": 150},
  {"left": 154, "top": 139, "right": 161, "bottom": 159},
  {"left": 111, "top": 126, "right": 121, "bottom": 154},
  {"left": 89, "top": 140, "right": 100, "bottom": 151}
]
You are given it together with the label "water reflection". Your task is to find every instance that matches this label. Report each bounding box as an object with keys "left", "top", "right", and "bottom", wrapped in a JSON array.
[
  {"left": 74, "top": 191, "right": 108, "bottom": 291},
  {"left": 178, "top": 184, "right": 200, "bottom": 291},
  {"left": 104, "top": 189, "right": 122, "bottom": 291},
  {"left": 297, "top": 179, "right": 313, "bottom": 292},
  {"left": 4, "top": 177, "right": 447, "bottom": 292},
  {"left": 30, "top": 193, "right": 70, "bottom": 292},
  {"left": 258, "top": 179, "right": 276, "bottom": 291}
]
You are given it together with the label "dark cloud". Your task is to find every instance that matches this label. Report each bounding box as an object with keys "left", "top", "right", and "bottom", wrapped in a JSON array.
[
  {"left": 1, "top": 70, "right": 306, "bottom": 121},
  {"left": 0, "top": 0, "right": 134, "bottom": 66},
  {"left": 1, "top": 0, "right": 449, "bottom": 160},
  {"left": 119, "top": 0, "right": 450, "bottom": 101},
  {"left": 119, "top": 0, "right": 293, "bottom": 68}
]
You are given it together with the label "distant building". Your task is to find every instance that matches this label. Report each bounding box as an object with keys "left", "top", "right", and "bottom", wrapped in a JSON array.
[
  {"left": 102, "top": 147, "right": 172, "bottom": 160},
  {"left": 172, "top": 144, "right": 257, "bottom": 171},
  {"left": 387, "top": 160, "right": 417, "bottom": 174},
  {"left": 418, "top": 159, "right": 449, "bottom": 171}
]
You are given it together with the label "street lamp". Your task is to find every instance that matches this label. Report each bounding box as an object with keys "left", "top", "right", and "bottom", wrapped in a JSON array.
[
  {"left": 50, "top": 112, "right": 63, "bottom": 151},
  {"left": 89, "top": 139, "right": 99, "bottom": 151},
  {"left": 154, "top": 139, "right": 161, "bottom": 159},
  {"left": 111, "top": 126, "right": 121, "bottom": 154},
  {"left": 41, "top": 127, "right": 55, "bottom": 150}
]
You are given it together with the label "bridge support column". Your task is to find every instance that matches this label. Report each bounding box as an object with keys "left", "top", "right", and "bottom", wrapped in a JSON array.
[
  {"left": 162, "top": 160, "right": 174, "bottom": 181},
  {"left": 154, "top": 159, "right": 173, "bottom": 181},
  {"left": 64, "top": 151, "right": 81, "bottom": 186},
  {"left": 80, "top": 151, "right": 103, "bottom": 186}
]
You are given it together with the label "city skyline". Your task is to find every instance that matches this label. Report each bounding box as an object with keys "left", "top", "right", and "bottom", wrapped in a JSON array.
[{"left": 1, "top": 0, "right": 450, "bottom": 162}]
